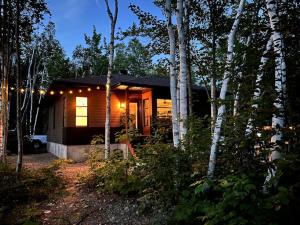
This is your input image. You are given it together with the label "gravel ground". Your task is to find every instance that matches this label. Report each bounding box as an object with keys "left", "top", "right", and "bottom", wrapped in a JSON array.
[
  {"left": 7, "top": 152, "right": 58, "bottom": 169},
  {"left": 8, "top": 153, "right": 169, "bottom": 225}
]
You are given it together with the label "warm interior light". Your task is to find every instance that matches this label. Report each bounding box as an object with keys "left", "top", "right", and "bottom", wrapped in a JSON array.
[
  {"left": 76, "top": 97, "right": 88, "bottom": 127},
  {"left": 59, "top": 91, "right": 64, "bottom": 95},
  {"left": 50, "top": 91, "right": 55, "bottom": 95},
  {"left": 119, "top": 102, "right": 126, "bottom": 109},
  {"left": 157, "top": 99, "right": 172, "bottom": 118},
  {"left": 87, "top": 87, "right": 91, "bottom": 91}
]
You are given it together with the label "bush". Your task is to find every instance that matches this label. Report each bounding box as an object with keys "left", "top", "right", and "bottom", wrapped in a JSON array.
[{"left": 0, "top": 162, "right": 64, "bottom": 224}]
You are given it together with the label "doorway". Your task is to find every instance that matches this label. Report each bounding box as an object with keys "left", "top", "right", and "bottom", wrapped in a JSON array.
[{"left": 129, "top": 102, "right": 138, "bottom": 129}]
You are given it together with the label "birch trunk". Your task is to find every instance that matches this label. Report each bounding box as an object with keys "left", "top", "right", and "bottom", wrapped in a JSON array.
[
  {"left": 233, "top": 35, "right": 251, "bottom": 116},
  {"left": 21, "top": 47, "right": 35, "bottom": 111},
  {"left": 266, "top": 0, "right": 287, "bottom": 152},
  {"left": 165, "top": 0, "right": 179, "bottom": 147},
  {"left": 207, "top": 0, "right": 245, "bottom": 178},
  {"left": 0, "top": 64, "right": 8, "bottom": 163},
  {"left": 16, "top": 0, "right": 23, "bottom": 173},
  {"left": 32, "top": 67, "right": 46, "bottom": 136},
  {"left": 262, "top": 0, "right": 287, "bottom": 190},
  {"left": 245, "top": 36, "right": 273, "bottom": 136},
  {"left": 176, "top": 0, "right": 188, "bottom": 141},
  {"left": 104, "top": 0, "right": 118, "bottom": 159},
  {"left": 211, "top": 37, "right": 217, "bottom": 134}
]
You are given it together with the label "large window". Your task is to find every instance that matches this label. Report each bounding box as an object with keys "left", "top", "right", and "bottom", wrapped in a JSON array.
[
  {"left": 157, "top": 99, "right": 172, "bottom": 118},
  {"left": 76, "top": 97, "right": 88, "bottom": 127}
]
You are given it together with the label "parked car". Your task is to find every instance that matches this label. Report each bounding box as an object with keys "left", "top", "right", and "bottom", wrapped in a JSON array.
[
  {"left": 31, "top": 135, "right": 47, "bottom": 150},
  {"left": 7, "top": 130, "right": 47, "bottom": 154}
]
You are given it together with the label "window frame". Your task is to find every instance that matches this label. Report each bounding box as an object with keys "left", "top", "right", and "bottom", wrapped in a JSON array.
[{"left": 75, "top": 96, "right": 88, "bottom": 127}]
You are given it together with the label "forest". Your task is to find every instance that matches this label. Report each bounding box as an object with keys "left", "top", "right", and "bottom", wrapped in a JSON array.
[{"left": 0, "top": 0, "right": 300, "bottom": 224}]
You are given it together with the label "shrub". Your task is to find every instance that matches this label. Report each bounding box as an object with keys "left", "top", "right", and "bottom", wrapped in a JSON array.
[{"left": 0, "top": 162, "right": 64, "bottom": 224}]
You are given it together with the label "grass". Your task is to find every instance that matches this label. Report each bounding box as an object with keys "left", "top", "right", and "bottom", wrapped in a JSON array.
[{"left": 0, "top": 161, "right": 65, "bottom": 225}]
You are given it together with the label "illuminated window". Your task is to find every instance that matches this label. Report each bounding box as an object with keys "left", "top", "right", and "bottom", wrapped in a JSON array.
[
  {"left": 157, "top": 99, "right": 172, "bottom": 118},
  {"left": 76, "top": 97, "right": 88, "bottom": 127},
  {"left": 143, "top": 99, "right": 150, "bottom": 126}
]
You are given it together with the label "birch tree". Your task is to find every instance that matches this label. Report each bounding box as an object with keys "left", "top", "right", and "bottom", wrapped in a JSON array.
[
  {"left": 104, "top": 0, "right": 118, "bottom": 159},
  {"left": 261, "top": 0, "right": 287, "bottom": 190},
  {"left": 165, "top": 0, "right": 179, "bottom": 147},
  {"left": 15, "top": 0, "right": 23, "bottom": 173},
  {"left": 266, "top": 0, "right": 286, "bottom": 157},
  {"left": 233, "top": 35, "right": 251, "bottom": 116},
  {"left": 207, "top": 0, "right": 245, "bottom": 178},
  {"left": 176, "top": 0, "right": 188, "bottom": 141},
  {"left": 245, "top": 36, "right": 273, "bottom": 136}
]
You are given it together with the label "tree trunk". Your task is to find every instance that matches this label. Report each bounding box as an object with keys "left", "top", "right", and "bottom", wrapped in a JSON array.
[
  {"left": 0, "top": 64, "right": 8, "bottom": 163},
  {"left": 233, "top": 35, "right": 251, "bottom": 116},
  {"left": 245, "top": 36, "right": 273, "bottom": 136},
  {"left": 262, "top": 0, "right": 287, "bottom": 191},
  {"left": 165, "top": 0, "right": 179, "bottom": 147},
  {"left": 104, "top": 0, "right": 118, "bottom": 159},
  {"left": 211, "top": 35, "right": 217, "bottom": 134},
  {"left": 266, "top": 0, "right": 287, "bottom": 153},
  {"left": 16, "top": 0, "right": 23, "bottom": 173},
  {"left": 207, "top": 0, "right": 245, "bottom": 178},
  {"left": 176, "top": 0, "right": 188, "bottom": 141}
]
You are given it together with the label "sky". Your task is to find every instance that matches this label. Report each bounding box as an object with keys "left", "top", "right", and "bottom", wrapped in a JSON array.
[{"left": 46, "top": 0, "right": 164, "bottom": 58}]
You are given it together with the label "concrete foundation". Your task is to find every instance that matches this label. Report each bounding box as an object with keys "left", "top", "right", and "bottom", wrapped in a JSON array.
[{"left": 47, "top": 142, "right": 128, "bottom": 162}]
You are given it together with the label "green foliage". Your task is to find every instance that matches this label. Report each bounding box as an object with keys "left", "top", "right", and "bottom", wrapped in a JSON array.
[{"left": 0, "top": 162, "right": 64, "bottom": 224}]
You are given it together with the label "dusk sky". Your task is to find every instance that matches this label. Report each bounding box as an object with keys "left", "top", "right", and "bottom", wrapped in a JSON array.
[{"left": 46, "top": 0, "right": 163, "bottom": 58}]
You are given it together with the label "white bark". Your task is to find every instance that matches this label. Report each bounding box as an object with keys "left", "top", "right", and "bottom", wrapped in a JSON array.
[
  {"left": 245, "top": 36, "right": 273, "bottom": 136},
  {"left": 207, "top": 0, "right": 245, "bottom": 178},
  {"left": 22, "top": 47, "right": 35, "bottom": 111},
  {"left": 104, "top": 0, "right": 118, "bottom": 159},
  {"left": 262, "top": 0, "right": 287, "bottom": 191},
  {"left": 233, "top": 35, "right": 251, "bottom": 116},
  {"left": 266, "top": 0, "right": 287, "bottom": 150},
  {"left": 165, "top": 0, "right": 179, "bottom": 147},
  {"left": 176, "top": 0, "right": 188, "bottom": 141},
  {"left": 33, "top": 66, "right": 47, "bottom": 136}
]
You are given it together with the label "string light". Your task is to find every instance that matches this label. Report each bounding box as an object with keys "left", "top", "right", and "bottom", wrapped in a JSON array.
[
  {"left": 78, "top": 89, "right": 82, "bottom": 93},
  {"left": 96, "top": 86, "right": 100, "bottom": 90},
  {"left": 20, "top": 88, "right": 25, "bottom": 93},
  {"left": 59, "top": 90, "right": 64, "bottom": 95},
  {"left": 50, "top": 91, "right": 55, "bottom": 95},
  {"left": 39, "top": 90, "right": 45, "bottom": 95},
  {"left": 69, "top": 90, "right": 73, "bottom": 94},
  {"left": 87, "top": 87, "right": 91, "bottom": 92},
  {"left": 31, "top": 90, "right": 35, "bottom": 93},
  {"left": 10, "top": 87, "right": 15, "bottom": 90}
]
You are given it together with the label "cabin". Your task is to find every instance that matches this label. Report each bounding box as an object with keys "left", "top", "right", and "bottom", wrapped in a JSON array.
[{"left": 45, "top": 74, "right": 209, "bottom": 161}]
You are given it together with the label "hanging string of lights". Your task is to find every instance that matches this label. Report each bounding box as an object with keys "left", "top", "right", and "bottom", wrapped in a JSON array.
[{"left": 5, "top": 86, "right": 102, "bottom": 95}]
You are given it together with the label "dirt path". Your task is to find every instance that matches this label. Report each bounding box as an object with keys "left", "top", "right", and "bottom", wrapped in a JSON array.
[{"left": 8, "top": 153, "right": 162, "bottom": 225}]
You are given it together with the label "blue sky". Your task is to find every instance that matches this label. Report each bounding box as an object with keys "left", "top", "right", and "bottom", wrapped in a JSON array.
[{"left": 46, "top": 0, "right": 163, "bottom": 58}]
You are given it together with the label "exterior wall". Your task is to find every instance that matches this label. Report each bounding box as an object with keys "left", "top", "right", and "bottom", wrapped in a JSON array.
[
  {"left": 47, "top": 141, "right": 128, "bottom": 162},
  {"left": 48, "top": 96, "right": 64, "bottom": 144},
  {"left": 64, "top": 90, "right": 125, "bottom": 128},
  {"left": 48, "top": 89, "right": 126, "bottom": 145}
]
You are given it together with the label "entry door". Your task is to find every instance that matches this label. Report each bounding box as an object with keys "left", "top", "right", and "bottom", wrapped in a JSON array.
[{"left": 129, "top": 102, "right": 138, "bottom": 129}]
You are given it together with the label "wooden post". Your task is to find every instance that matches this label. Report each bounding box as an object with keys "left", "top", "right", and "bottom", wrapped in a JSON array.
[{"left": 125, "top": 87, "right": 129, "bottom": 144}]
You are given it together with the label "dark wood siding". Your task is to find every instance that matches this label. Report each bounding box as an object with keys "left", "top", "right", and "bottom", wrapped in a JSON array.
[
  {"left": 48, "top": 97, "right": 64, "bottom": 144},
  {"left": 48, "top": 89, "right": 126, "bottom": 144}
]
